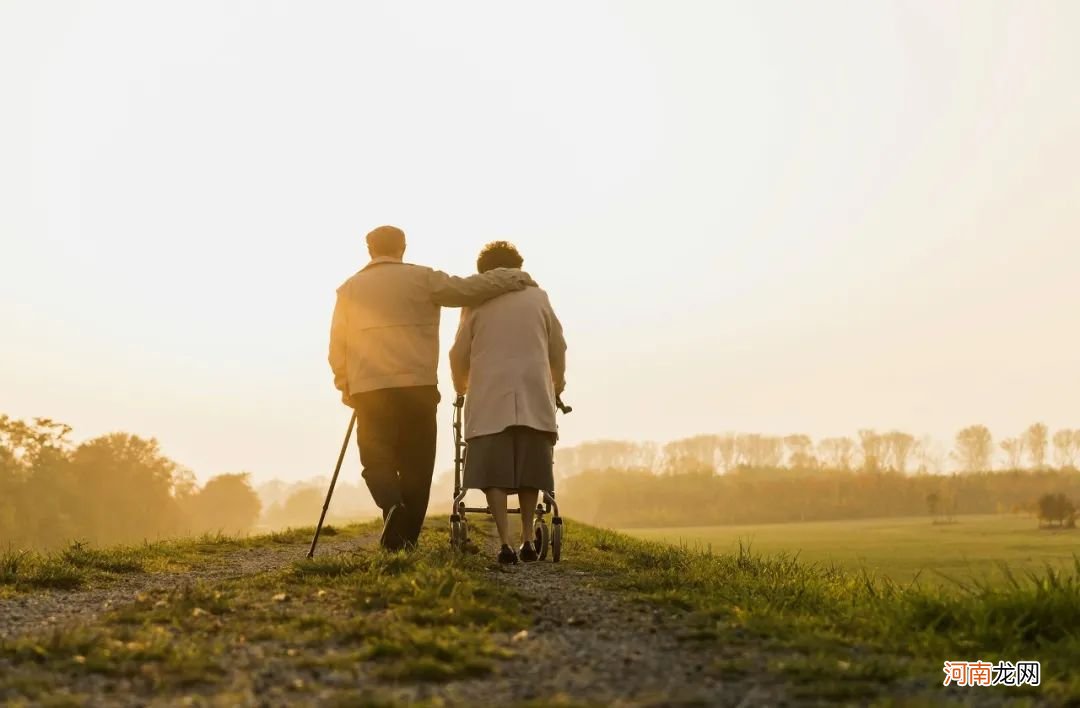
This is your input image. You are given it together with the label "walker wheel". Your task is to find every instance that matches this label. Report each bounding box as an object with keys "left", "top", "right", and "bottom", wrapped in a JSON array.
[
  {"left": 450, "top": 517, "right": 469, "bottom": 551},
  {"left": 552, "top": 517, "right": 563, "bottom": 563},
  {"left": 534, "top": 519, "right": 550, "bottom": 560}
]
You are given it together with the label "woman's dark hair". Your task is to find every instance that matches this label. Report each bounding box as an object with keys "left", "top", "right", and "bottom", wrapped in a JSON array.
[{"left": 476, "top": 240, "right": 524, "bottom": 273}]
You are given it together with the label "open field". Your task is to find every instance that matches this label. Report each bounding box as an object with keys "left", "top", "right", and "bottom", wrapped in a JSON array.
[
  {"left": 625, "top": 514, "right": 1080, "bottom": 587},
  {"left": 4, "top": 516, "right": 1080, "bottom": 704}
]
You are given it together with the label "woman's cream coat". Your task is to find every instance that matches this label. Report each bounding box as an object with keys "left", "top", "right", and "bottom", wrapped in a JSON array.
[{"left": 449, "top": 283, "right": 566, "bottom": 441}]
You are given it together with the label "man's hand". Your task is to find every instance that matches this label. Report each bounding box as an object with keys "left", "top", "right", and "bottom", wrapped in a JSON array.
[{"left": 341, "top": 390, "right": 354, "bottom": 408}]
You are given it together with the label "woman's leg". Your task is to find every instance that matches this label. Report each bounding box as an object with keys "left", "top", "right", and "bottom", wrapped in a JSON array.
[
  {"left": 518, "top": 487, "right": 539, "bottom": 545},
  {"left": 484, "top": 488, "right": 513, "bottom": 548}
]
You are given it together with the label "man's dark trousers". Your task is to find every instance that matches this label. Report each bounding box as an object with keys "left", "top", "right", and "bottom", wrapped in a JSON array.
[{"left": 350, "top": 385, "right": 439, "bottom": 547}]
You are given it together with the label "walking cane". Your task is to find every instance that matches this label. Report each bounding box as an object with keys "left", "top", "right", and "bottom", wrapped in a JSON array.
[{"left": 306, "top": 412, "right": 357, "bottom": 559}]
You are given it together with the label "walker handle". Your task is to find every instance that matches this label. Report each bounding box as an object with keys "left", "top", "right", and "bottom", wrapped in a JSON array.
[
  {"left": 556, "top": 396, "right": 572, "bottom": 414},
  {"left": 453, "top": 395, "right": 465, "bottom": 409}
]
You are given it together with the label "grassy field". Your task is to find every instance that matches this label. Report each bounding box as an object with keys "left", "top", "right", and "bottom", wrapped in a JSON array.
[
  {"left": 1, "top": 533, "right": 276, "bottom": 594},
  {"left": 585, "top": 521, "right": 1080, "bottom": 703},
  {"left": 624, "top": 513, "right": 1080, "bottom": 587},
  {"left": 1, "top": 521, "right": 528, "bottom": 704},
  {"left": 4, "top": 516, "right": 1080, "bottom": 703}
]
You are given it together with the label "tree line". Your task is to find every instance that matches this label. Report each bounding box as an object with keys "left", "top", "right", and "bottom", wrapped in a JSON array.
[
  {"left": 559, "top": 465, "right": 1080, "bottom": 529},
  {"left": 554, "top": 422, "right": 1080, "bottom": 478},
  {"left": 256, "top": 477, "right": 379, "bottom": 530},
  {"left": 6, "top": 411, "right": 1077, "bottom": 547},
  {"left": 551, "top": 422, "right": 1080, "bottom": 528},
  {"left": 0, "top": 415, "right": 262, "bottom": 550}
]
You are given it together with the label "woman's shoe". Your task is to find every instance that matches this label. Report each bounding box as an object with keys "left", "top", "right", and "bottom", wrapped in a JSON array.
[
  {"left": 518, "top": 542, "right": 539, "bottom": 562},
  {"left": 497, "top": 544, "right": 519, "bottom": 565}
]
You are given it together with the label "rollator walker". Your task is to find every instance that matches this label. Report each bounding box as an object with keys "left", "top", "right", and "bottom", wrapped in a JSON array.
[{"left": 449, "top": 394, "right": 571, "bottom": 561}]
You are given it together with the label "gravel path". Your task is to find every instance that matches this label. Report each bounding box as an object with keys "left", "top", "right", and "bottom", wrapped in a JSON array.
[
  {"left": 3, "top": 529, "right": 1034, "bottom": 707},
  {"left": 2, "top": 527, "right": 1045, "bottom": 706},
  {"left": 3, "top": 531, "right": 787, "bottom": 706},
  {"left": 385, "top": 557, "right": 788, "bottom": 707}
]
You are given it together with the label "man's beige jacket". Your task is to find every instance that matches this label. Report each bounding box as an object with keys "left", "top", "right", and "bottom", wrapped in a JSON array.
[
  {"left": 329, "top": 257, "right": 533, "bottom": 398},
  {"left": 449, "top": 283, "right": 566, "bottom": 440}
]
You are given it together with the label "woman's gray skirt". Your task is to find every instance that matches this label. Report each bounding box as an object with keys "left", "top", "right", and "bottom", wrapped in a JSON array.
[{"left": 463, "top": 425, "right": 556, "bottom": 491}]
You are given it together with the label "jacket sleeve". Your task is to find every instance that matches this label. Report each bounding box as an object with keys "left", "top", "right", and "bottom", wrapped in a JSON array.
[
  {"left": 544, "top": 298, "right": 567, "bottom": 395},
  {"left": 449, "top": 308, "right": 473, "bottom": 395},
  {"left": 328, "top": 290, "right": 349, "bottom": 395},
  {"left": 426, "top": 267, "right": 535, "bottom": 308}
]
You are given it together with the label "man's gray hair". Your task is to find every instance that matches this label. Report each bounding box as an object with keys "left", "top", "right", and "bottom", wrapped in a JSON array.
[{"left": 367, "top": 225, "right": 406, "bottom": 256}]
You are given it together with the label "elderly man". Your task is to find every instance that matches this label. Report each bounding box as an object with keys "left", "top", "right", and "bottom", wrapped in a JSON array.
[
  {"left": 450, "top": 240, "right": 566, "bottom": 564},
  {"left": 329, "top": 226, "right": 535, "bottom": 550}
]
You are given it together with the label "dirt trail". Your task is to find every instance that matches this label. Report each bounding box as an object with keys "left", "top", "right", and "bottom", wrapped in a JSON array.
[
  {"left": 2, "top": 530, "right": 1036, "bottom": 706},
  {"left": 2, "top": 531, "right": 792, "bottom": 707},
  {"left": 389, "top": 557, "right": 787, "bottom": 707}
]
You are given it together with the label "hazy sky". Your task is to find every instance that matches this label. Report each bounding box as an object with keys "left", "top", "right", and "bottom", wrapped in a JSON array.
[{"left": 2, "top": 1, "right": 1078, "bottom": 484}]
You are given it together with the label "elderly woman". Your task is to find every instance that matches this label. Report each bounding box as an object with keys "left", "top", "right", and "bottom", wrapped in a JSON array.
[{"left": 449, "top": 241, "right": 567, "bottom": 564}]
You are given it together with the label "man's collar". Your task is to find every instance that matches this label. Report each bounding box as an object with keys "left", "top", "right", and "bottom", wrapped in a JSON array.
[{"left": 362, "top": 255, "right": 405, "bottom": 270}]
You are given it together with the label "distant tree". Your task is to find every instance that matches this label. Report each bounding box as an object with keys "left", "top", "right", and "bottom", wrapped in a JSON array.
[
  {"left": 735, "top": 434, "right": 756, "bottom": 467},
  {"left": 762, "top": 435, "right": 784, "bottom": 467},
  {"left": 954, "top": 425, "right": 993, "bottom": 473},
  {"left": 715, "top": 434, "right": 738, "bottom": 473},
  {"left": 69, "top": 433, "right": 184, "bottom": 545},
  {"left": 1000, "top": 437, "right": 1025, "bottom": 470},
  {"left": 735, "top": 434, "right": 784, "bottom": 468},
  {"left": 0, "top": 415, "right": 72, "bottom": 471},
  {"left": 663, "top": 435, "right": 719, "bottom": 474},
  {"left": 0, "top": 417, "right": 178, "bottom": 548},
  {"left": 1024, "top": 423, "right": 1049, "bottom": 470},
  {"left": 172, "top": 466, "right": 198, "bottom": 504},
  {"left": 1036, "top": 492, "right": 1075, "bottom": 528},
  {"left": 182, "top": 472, "right": 262, "bottom": 535},
  {"left": 552, "top": 456, "right": 1080, "bottom": 529},
  {"left": 557, "top": 440, "right": 660, "bottom": 476},
  {"left": 858, "top": 429, "right": 885, "bottom": 472},
  {"left": 784, "top": 434, "right": 817, "bottom": 469},
  {"left": 925, "top": 492, "right": 940, "bottom": 519},
  {"left": 662, "top": 456, "right": 715, "bottom": 477},
  {"left": 884, "top": 431, "right": 916, "bottom": 474},
  {"left": 17, "top": 448, "right": 80, "bottom": 548},
  {"left": 0, "top": 445, "right": 19, "bottom": 536},
  {"left": 914, "top": 435, "right": 946, "bottom": 474},
  {"left": 1052, "top": 429, "right": 1078, "bottom": 470},
  {"left": 263, "top": 486, "right": 326, "bottom": 529},
  {"left": 818, "top": 437, "right": 855, "bottom": 470},
  {"left": 0, "top": 417, "right": 79, "bottom": 547},
  {"left": 256, "top": 478, "right": 292, "bottom": 509}
]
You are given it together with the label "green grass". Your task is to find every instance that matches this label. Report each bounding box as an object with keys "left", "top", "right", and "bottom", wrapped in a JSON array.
[
  {"left": 0, "top": 519, "right": 528, "bottom": 704},
  {"left": 624, "top": 513, "right": 1080, "bottom": 587},
  {"left": 5, "top": 515, "right": 1080, "bottom": 703},
  {"left": 0, "top": 526, "right": 366, "bottom": 594},
  {"left": 568, "top": 522, "right": 1076, "bottom": 702}
]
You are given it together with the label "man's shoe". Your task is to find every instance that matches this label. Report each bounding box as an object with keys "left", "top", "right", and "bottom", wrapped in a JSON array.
[
  {"left": 518, "top": 542, "right": 539, "bottom": 562},
  {"left": 380, "top": 504, "right": 407, "bottom": 550},
  {"left": 497, "top": 544, "right": 519, "bottom": 565}
]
